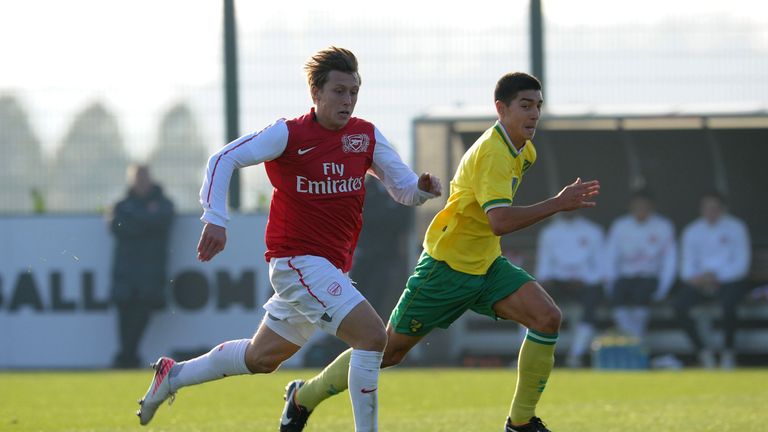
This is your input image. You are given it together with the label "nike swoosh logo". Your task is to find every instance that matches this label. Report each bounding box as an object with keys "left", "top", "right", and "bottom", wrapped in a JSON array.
[
  {"left": 280, "top": 408, "right": 293, "bottom": 425},
  {"left": 297, "top": 146, "right": 317, "bottom": 155},
  {"left": 360, "top": 387, "right": 377, "bottom": 394}
]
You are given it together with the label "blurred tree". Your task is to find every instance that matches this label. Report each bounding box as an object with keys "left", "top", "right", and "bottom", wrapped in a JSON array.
[
  {"left": 0, "top": 95, "right": 45, "bottom": 213},
  {"left": 148, "top": 103, "right": 209, "bottom": 212},
  {"left": 48, "top": 102, "right": 128, "bottom": 212}
]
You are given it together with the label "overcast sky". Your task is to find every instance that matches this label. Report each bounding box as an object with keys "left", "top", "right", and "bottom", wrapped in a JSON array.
[{"left": 2, "top": 0, "right": 766, "bottom": 163}]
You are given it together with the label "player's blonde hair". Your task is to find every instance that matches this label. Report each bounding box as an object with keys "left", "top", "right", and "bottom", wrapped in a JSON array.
[{"left": 304, "top": 46, "right": 360, "bottom": 90}]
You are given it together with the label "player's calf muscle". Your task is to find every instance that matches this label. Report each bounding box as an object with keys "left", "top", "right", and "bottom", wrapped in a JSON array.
[
  {"left": 245, "top": 351, "right": 283, "bottom": 373},
  {"left": 382, "top": 350, "right": 407, "bottom": 368},
  {"left": 244, "top": 341, "right": 297, "bottom": 373}
]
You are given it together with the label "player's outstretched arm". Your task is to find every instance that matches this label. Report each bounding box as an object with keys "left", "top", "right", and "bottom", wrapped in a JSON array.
[
  {"left": 197, "top": 223, "right": 227, "bottom": 262},
  {"left": 368, "top": 128, "right": 441, "bottom": 205},
  {"left": 486, "top": 177, "right": 600, "bottom": 236}
]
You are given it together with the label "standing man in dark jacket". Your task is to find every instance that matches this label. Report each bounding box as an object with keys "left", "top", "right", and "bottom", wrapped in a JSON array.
[{"left": 109, "top": 164, "right": 175, "bottom": 368}]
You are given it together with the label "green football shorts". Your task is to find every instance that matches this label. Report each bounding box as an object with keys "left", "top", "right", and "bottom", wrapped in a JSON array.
[{"left": 389, "top": 251, "right": 536, "bottom": 336}]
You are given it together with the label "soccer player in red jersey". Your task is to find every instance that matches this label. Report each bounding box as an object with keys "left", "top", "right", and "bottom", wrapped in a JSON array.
[{"left": 136, "top": 47, "right": 441, "bottom": 432}]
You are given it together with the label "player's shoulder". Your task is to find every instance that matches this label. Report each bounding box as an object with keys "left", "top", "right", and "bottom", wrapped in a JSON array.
[
  {"left": 285, "top": 111, "right": 311, "bottom": 127},
  {"left": 485, "top": 126, "right": 508, "bottom": 149},
  {"left": 249, "top": 117, "right": 288, "bottom": 137},
  {"left": 282, "top": 111, "right": 317, "bottom": 137},
  {"left": 471, "top": 127, "right": 510, "bottom": 159},
  {"left": 454, "top": 128, "right": 497, "bottom": 171},
  {"left": 246, "top": 118, "right": 288, "bottom": 144}
]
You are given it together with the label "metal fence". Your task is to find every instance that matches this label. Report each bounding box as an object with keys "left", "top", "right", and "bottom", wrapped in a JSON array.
[{"left": 1, "top": 0, "right": 766, "bottom": 214}]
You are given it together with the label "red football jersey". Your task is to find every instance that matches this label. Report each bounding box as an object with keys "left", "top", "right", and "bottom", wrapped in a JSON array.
[{"left": 264, "top": 110, "right": 377, "bottom": 272}]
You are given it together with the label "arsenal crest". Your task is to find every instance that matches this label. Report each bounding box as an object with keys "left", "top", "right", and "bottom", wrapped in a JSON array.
[
  {"left": 327, "top": 282, "right": 343, "bottom": 296},
  {"left": 342, "top": 133, "right": 370, "bottom": 153}
]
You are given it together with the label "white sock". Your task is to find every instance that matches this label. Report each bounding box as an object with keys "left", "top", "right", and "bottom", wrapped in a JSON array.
[
  {"left": 169, "top": 338, "right": 251, "bottom": 391},
  {"left": 348, "top": 349, "right": 383, "bottom": 432}
]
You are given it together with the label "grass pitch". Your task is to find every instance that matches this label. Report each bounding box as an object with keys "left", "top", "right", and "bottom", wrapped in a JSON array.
[{"left": 1, "top": 368, "right": 766, "bottom": 431}]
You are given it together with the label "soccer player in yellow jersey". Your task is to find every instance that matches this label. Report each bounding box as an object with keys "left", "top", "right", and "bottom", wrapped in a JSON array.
[{"left": 280, "top": 73, "right": 600, "bottom": 432}]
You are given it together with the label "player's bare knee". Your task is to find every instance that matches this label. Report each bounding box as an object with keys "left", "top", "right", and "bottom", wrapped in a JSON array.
[
  {"left": 353, "top": 326, "right": 387, "bottom": 352},
  {"left": 367, "top": 327, "right": 387, "bottom": 352},
  {"left": 532, "top": 304, "right": 562, "bottom": 334},
  {"left": 372, "top": 327, "right": 388, "bottom": 351}
]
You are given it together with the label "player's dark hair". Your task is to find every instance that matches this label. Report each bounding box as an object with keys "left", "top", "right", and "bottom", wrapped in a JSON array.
[
  {"left": 494, "top": 72, "right": 542, "bottom": 106},
  {"left": 304, "top": 46, "right": 360, "bottom": 90}
]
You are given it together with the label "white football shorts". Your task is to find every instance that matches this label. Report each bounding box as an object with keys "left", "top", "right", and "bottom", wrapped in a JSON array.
[{"left": 263, "top": 255, "right": 365, "bottom": 346}]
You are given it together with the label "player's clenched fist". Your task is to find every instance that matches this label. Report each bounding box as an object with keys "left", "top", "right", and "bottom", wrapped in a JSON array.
[
  {"left": 197, "top": 223, "right": 227, "bottom": 262},
  {"left": 418, "top": 172, "right": 442, "bottom": 196}
]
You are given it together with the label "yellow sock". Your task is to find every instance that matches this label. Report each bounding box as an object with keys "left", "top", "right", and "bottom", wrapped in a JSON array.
[
  {"left": 509, "top": 329, "right": 558, "bottom": 425},
  {"left": 295, "top": 348, "right": 352, "bottom": 410}
]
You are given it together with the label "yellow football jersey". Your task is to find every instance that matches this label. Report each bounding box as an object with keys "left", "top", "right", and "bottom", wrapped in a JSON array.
[{"left": 423, "top": 120, "right": 537, "bottom": 275}]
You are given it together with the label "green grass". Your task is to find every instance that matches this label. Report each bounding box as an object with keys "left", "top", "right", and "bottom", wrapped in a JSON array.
[{"left": 1, "top": 369, "right": 767, "bottom": 431}]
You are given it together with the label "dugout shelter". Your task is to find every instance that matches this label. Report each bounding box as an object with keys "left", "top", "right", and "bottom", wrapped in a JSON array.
[{"left": 411, "top": 105, "right": 768, "bottom": 365}]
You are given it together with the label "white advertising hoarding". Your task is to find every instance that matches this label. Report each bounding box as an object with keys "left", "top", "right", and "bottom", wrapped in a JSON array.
[{"left": 0, "top": 214, "right": 279, "bottom": 369}]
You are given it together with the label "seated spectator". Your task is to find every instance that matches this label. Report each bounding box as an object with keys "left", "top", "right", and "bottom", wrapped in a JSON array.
[
  {"left": 674, "top": 191, "right": 751, "bottom": 369},
  {"left": 605, "top": 188, "right": 677, "bottom": 343},
  {"left": 536, "top": 213, "right": 605, "bottom": 367}
]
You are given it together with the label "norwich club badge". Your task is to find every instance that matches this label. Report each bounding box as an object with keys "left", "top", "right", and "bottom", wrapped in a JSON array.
[{"left": 409, "top": 318, "right": 423, "bottom": 333}]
